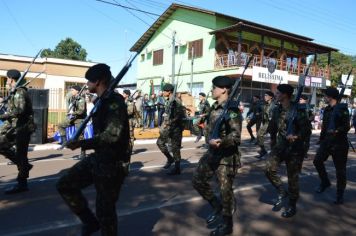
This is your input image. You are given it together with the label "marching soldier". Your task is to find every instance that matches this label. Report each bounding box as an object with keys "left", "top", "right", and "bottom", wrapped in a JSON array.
[
  {"left": 265, "top": 84, "right": 311, "bottom": 218},
  {"left": 246, "top": 95, "right": 263, "bottom": 143},
  {"left": 192, "top": 76, "right": 241, "bottom": 236},
  {"left": 313, "top": 88, "right": 350, "bottom": 204},
  {"left": 122, "top": 89, "right": 136, "bottom": 154},
  {"left": 193, "top": 92, "right": 210, "bottom": 143},
  {"left": 0, "top": 69, "right": 35, "bottom": 194},
  {"left": 58, "top": 85, "right": 87, "bottom": 160},
  {"left": 57, "top": 63, "right": 130, "bottom": 235},
  {"left": 256, "top": 91, "right": 275, "bottom": 159},
  {"left": 156, "top": 83, "right": 185, "bottom": 175}
]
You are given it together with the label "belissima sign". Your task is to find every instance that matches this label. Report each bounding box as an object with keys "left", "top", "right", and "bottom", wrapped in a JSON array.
[{"left": 252, "top": 66, "right": 288, "bottom": 84}]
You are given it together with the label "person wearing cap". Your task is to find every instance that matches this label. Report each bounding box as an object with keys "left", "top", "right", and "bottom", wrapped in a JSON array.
[
  {"left": 122, "top": 89, "right": 136, "bottom": 153},
  {"left": 192, "top": 76, "right": 242, "bottom": 236},
  {"left": 58, "top": 84, "right": 87, "bottom": 160},
  {"left": 256, "top": 91, "right": 275, "bottom": 159},
  {"left": 313, "top": 87, "right": 350, "bottom": 204},
  {"left": 0, "top": 69, "right": 35, "bottom": 194},
  {"left": 246, "top": 95, "right": 263, "bottom": 143},
  {"left": 192, "top": 92, "right": 210, "bottom": 143},
  {"left": 156, "top": 83, "right": 186, "bottom": 175},
  {"left": 56, "top": 63, "right": 130, "bottom": 235},
  {"left": 299, "top": 94, "right": 314, "bottom": 159},
  {"left": 265, "top": 84, "right": 311, "bottom": 218}
]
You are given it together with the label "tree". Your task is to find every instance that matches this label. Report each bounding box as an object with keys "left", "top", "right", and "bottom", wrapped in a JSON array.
[
  {"left": 316, "top": 51, "right": 356, "bottom": 97},
  {"left": 41, "top": 37, "right": 88, "bottom": 61}
]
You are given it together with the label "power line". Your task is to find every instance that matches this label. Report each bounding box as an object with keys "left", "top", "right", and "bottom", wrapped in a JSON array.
[{"left": 96, "top": 0, "right": 160, "bottom": 16}]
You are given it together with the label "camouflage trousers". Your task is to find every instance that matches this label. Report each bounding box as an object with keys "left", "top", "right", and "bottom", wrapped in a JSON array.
[
  {"left": 56, "top": 154, "right": 125, "bottom": 236},
  {"left": 313, "top": 139, "right": 348, "bottom": 192},
  {"left": 256, "top": 123, "right": 269, "bottom": 148},
  {"left": 0, "top": 128, "right": 32, "bottom": 183},
  {"left": 265, "top": 149, "right": 304, "bottom": 202},
  {"left": 247, "top": 117, "right": 262, "bottom": 139},
  {"left": 156, "top": 127, "right": 182, "bottom": 162},
  {"left": 128, "top": 118, "right": 136, "bottom": 153},
  {"left": 192, "top": 119, "right": 208, "bottom": 142},
  {"left": 192, "top": 152, "right": 239, "bottom": 216}
]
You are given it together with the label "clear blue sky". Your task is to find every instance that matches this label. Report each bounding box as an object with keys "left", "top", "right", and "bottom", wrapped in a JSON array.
[{"left": 1, "top": 0, "right": 355, "bottom": 84}]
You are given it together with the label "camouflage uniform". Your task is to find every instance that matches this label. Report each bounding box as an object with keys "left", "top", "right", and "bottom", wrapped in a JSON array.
[
  {"left": 57, "top": 92, "right": 130, "bottom": 236},
  {"left": 156, "top": 97, "right": 185, "bottom": 171},
  {"left": 125, "top": 98, "right": 136, "bottom": 153},
  {"left": 257, "top": 100, "right": 275, "bottom": 151},
  {"left": 313, "top": 104, "right": 349, "bottom": 199},
  {"left": 265, "top": 102, "right": 311, "bottom": 207},
  {"left": 58, "top": 94, "right": 86, "bottom": 140},
  {"left": 246, "top": 100, "right": 263, "bottom": 140},
  {"left": 192, "top": 99, "right": 210, "bottom": 139},
  {"left": 0, "top": 87, "right": 35, "bottom": 187},
  {"left": 192, "top": 100, "right": 242, "bottom": 218}
]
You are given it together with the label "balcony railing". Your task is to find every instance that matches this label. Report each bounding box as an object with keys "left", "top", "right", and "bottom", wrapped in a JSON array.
[{"left": 214, "top": 53, "right": 329, "bottom": 79}]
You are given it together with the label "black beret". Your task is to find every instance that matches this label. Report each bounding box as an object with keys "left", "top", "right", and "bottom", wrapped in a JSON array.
[
  {"left": 85, "top": 63, "right": 112, "bottom": 83},
  {"left": 123, "top": 89, "right": 131, "bottom": 96},
  {"left": 253, "top": 95, "right": 260, "bottom": 99},
  {"left": 199, "top": 92, "right": 206, "bottom": 97},
  {"left": 7, "top": 69, "right": 21, "bottom": 80},
  {"left": 324, "top": 87, "right": 339, "bottom": 99},
  {"left": 300, "top": 94, "right": 309, "bottom": 100},
  {"left": 71, "top": 85, "right": 81, "bottom": 91},
  {"left": 265, "top": 91, "right": 274, "bottom": 97},
  {"left": 277, "top": 84, "right": 294, "bottom": 96},
  {"left": 212, "top": 76, "right": 233, "bottom": 88},
  {"left": 162, "top": 83, "right": 174, "bottom": 91}
]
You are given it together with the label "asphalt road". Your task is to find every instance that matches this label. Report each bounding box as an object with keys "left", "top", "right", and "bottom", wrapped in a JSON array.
[{"left": 0, "top": 131, "right": 356, "bottom": 236}]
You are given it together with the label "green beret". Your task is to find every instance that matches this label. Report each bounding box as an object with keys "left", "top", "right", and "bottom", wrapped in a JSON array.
[
  {"left": 277, "top": 84, "right": 294, "bottom": 96},
  {"left": 324, "top": 87, "right": 339, "bottom": 99},
  {"left": 7, "top": 69, "right": 21, "bottom": 80},
  {"left": 85, "top": 63, "right": 112, "bottom": 83},
  {"left": 163, "top": 83, "right": 174, "bottom": 91},
  {"left": 212, "top": 76, "right": 233, "bottom": 88}
]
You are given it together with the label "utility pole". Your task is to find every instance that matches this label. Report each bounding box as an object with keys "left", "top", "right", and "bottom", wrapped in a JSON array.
[
  {"left": 171, "top": 31, "right": 176, "bottom": 84},
  {"left": 190, "top": 46, "right": 194, "bottom": 94}
]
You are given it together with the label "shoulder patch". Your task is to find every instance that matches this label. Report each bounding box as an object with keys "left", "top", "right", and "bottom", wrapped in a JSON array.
[
  {"left": 230, "top": 112, "right": 238, "bottom": 119},
  {"left": 109, "top": 102, "right": 119, "bottom": 110}
]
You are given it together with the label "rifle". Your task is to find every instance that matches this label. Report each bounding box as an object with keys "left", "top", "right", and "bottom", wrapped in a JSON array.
[
  {"left": 286, "top": 65, "right": 310, "bottom": 137},
  {"left": 0, "top": 49, "right": 42, "bottom": 113},
  {"left": 62, "top": 53, "right": 139, "bottom": 148},
  {"left": 67, "top": 85, "right": 88, "bottom": 118},
  {"left": 210, "top": 56, "right": 253, "bottom": 140}
]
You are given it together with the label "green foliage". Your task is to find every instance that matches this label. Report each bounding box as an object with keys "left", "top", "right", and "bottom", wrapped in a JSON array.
[
  {"left": 40, "top": 38, "right": 87, "bottom": 61},
  {"left": 316, "top": 51, "right": 356, "bottom": 97}
]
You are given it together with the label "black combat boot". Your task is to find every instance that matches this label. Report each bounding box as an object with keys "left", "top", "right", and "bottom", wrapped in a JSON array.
[
  {"left": 256, "top": 147, "right": 267, "bottom": 159},
  {"left": 78, "top": 208, "right": 100, "bottom": 236},
  {"left": 210, "top": 216, "right": 233, "bottom": 236},
  {"left": 167, "top": 161, "right": 181, "bottom": 175},
  {"left": 272, "top": 186, "right": 288, "bottom": 211},
  {"left": 206, "top": 197, "right": 222, "bottom": 225},
  {"left": 334, "top": 190, "right": 344, "bottom": 205},
  {"left": 4, "top": 179, "right": 29, "bottom": 194},
  {"left": 281, "top": 200, "right": 297, "bottom": 218},
  {"left": 315, "top": 179, "right": 331, "bottom": 193},
  {"left": 162, "top": 152, "right": 174, "bottom": 169},
  {"left": 74, "top": 149, "right": 86, "bottom": 160}
]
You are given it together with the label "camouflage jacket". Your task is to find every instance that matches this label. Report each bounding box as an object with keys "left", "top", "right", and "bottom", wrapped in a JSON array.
[
  {"left": 0, "top": 87, "right": 35, "bottom": 133},
  {"left": 320, "top": 104, "right": 350, "bottom": 142},
  {"left": 262, "top": 100, "right": 275, "bottom": 124},
  {"left": 125, "top": 99, "right": 135, "bottom": 119},
  {"left": 68, "top": 95, "right": 86, "bottom": 119},
  {"left": 161, "top": 97, "right": 186, "bottom": 130},
  {"left": 206, "top": 100, "right": 242, "bottom": 158},
  {"left": 79, "top": 93, "right": 130, "bottom": 163},
  {"left": 269, "top": 102, "right": 311, "bottom": 153}
]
